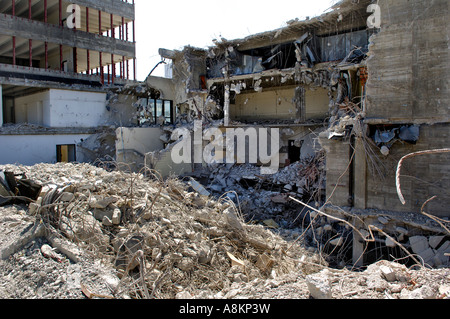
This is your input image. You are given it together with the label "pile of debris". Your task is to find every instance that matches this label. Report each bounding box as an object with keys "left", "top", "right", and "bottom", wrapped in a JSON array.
[
  {"left": 198, "top": 151, "right": 326, "bottom": 229},
  {"left": 0, "top": 162, "right": 322, "bottom": 299}
]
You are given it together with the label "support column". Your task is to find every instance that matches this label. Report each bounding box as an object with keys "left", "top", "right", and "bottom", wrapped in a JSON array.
[
  {"left": 132, "top": 17, "right": 136, "bottom": 81},
  {"left": 73, "top": 47, "right": 77, "bottom": 73},
  {"left": 354, "top": 136, "right": 367, "bottom": 209},
  {"left": 86, "top": 7, "right": 90, "bottom": 74},
  {"left": 59, "top": 0, "right": 62, "bottom": 26},
  {"left": 12, "top": 36, "right": 16, "bottom": 66},
  {"left": 44, "top": 0, "right": 47, "bottom": 23},
  {"left": 224, "top": 84, "right": 230, "bottom": 127},
  {"left": 29, "top": 39, "right": 32, "bottom": 67},
  {"left": 295, "top": 86, "right": 306, "bottom": 123},
  {"left": 111, "top": 54, "right": 115, "bottom": 84}
]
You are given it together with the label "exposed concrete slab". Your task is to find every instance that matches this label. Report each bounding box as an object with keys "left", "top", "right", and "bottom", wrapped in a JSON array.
[{"left": 0, "top": 15, "right": 135, "bottom": 58}]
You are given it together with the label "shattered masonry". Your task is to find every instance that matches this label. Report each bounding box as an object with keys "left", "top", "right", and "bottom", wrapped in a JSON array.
[{"left": 0, "top": 0, "right": 449, "bottom": 299}]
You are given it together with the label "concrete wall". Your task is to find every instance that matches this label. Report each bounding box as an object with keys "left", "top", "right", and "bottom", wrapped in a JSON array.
[
  {"left": 231, "top": 86, "right": 329, "bottom": 121},
  {"left": 14, "top": 89, "right": 108, "bottom": 128},
  {"left": 364, "top": 124, "right": 450, "bottom": 217},
  {"left": 319, "top": 135, "right": 352, "bottom": 207},
  {"left": 360, "top": 0, "right": 450, "bottom": 217},
  {"left": 15, "top": 91, "right": 51, "bottom": 126},
  {"left": 116, "top": 127, "right": 165, "bottom": 171},
  {"left": 320, "top": 0, "right": 450, "bottom": 217},
  {"left": 48, "top": 89, "right": 108, "bottom": 128},
  {"left": 365, "top": 0, "right": 449, "bottom": 123},
  {"left": 0, "top": 134, "right": 92, "bottom": 165},
  {"left": 146, "top": 76, "right": 176, "bottom": 101}
]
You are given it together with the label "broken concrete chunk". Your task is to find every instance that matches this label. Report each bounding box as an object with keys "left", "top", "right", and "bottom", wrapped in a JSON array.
[
  {"left": 379, "top": 265, "right": 396, "bottom": 282},
  {"left": 112, "top": 208, "right": 122, "bottom": 225},
  {"left": 395, "top": 227, "right": 408, "bottom": 235},
  {"left": 418, "top": 247, "right": 436, "bottom": 265},
  {"left": 409, "top": 236, "right": 429, "bottom": 254},
  {"left": 329, "top": 237, "right": 344, "bottom": 246},
  {"left": 59, "top": 192, "right": 75, "bottom": 202},
  {"left": 377, "top": 216, "right": 390, "bottom": 225},
  {"left": 89, "top": 196, "right": 118, "bottom": 209},
  {"left": 115, "top": 235, "right": 144, "bottom": 274},
  {"left": 224, "top": 208, "right": 244, "bottom": 233},
  {"left": 306, "top": 271, "right": 332, "bottom": 299},
  {"left": 385, "top": 236, "right": 396, "bottom": 248},
  {"left": 28, "top": 203, "right": 40, "bottom": 215},
  {"left": 102, "top": 216, "right": 113, "bottom": 227},
  {"left": 429, "top": 236, "right": 445, "bottom": 249}
]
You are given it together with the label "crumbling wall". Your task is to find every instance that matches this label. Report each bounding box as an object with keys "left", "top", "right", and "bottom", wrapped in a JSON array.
[
  {"left": 361, "top": 0, "right": 450, "bottom": 217},
  {"left": 115, "top": 127, "right": 165, "bottom": 172},
  {"left": 0, "top": 134, "right": 92, "bottom": 165},
  {"left": 365, "top": 0, "right": 449, "bottom": 122},
  {"left": 365, "top": 124, "right": 450, "bottom": 217}
]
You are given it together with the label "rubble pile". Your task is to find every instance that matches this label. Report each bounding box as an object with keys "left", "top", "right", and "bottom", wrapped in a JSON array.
[
  {"left": 201, "top": 151, "right": 326, "bottom": 229},
  {"left": 0, "top": 162, "right": 322, "bottom": 299}
]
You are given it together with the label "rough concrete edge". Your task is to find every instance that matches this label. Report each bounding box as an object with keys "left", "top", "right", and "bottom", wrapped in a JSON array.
[{"left": 0, "top": 222, "right": 46, "bottom": 260}]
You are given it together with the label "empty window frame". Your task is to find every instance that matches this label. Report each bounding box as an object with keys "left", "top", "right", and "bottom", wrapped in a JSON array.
[
  {"left": 140, "top": 99, "right": 174, "bottom": 125},
  {"left": 57, "top": 144, "right": 76, "bottom": 163}
]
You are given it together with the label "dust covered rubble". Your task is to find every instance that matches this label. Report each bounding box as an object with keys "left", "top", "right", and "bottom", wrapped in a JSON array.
[
  {"left": 196, "top": 151, "right": 326, "bottom": 230},
  {"left": 0, "top": 162, "right": 321, "bottom": 299},
  {"left": 0, "top": 162, "right": 448, "bottom": 300}
]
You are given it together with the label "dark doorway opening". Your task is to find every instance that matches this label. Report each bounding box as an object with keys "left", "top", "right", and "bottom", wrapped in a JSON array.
[{"left": 288, "top": 140, "right": 301, "bottom": 164}]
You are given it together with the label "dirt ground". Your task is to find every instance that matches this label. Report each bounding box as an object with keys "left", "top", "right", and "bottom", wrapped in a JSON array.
[{"left": 0, "top": 162, "right": 448, "bottom": 300}]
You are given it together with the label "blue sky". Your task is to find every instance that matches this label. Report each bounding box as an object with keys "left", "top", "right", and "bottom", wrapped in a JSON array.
[{"left": 134, "top": 0, "right": 338, "bottom": 80}]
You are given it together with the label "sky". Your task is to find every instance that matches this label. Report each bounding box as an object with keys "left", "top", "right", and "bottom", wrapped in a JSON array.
[{"left": 134, "top": 0, "right": 339, "bottom": 80}]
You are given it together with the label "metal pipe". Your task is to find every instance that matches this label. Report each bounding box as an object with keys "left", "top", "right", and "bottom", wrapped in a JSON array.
[
  {"left": 44, "top": 0, "right": 47, "bottom": 23},
  {"left": 98, "top": 9, "right": 102, "bottom": 34},
  {"left": 111, "top": 14, "right": 114, "bottom": 38},
  {"left": 111, "top": 54, "right": 115, "bottom": 83},
  {"left": 132, "top": 17, "right": 136, "bottom": 80},
  {"left": 100, "top": 52, "right": 104, "bottom": 84}
]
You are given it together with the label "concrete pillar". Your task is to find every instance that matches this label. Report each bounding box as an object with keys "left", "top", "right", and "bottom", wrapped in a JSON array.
[
  {"left": 0, "top": 85, "right": 3, "bottom": 127},
  {"left": 224, "top": 84, "right": 230, "bottom": 127},
  {"left": 295, "top": 86, "right": 306, "bottom": 123},
  {"left": 354, "top": 137, "right": 367, "bottom": 209}
]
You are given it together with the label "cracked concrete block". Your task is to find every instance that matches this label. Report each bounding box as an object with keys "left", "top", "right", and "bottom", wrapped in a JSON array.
[
  {"left": 385, "top": 236, "right": 396, "bottom": 248},
  {"left": 379, "top": 265, "right": 396, "bottom": 282},
  {"left": 418, "top": 247, "right": 435, "bottom": 265},
  {"left": 409, "top": 236, "right": 429, "bottom": 254},
  {"left": 306, "top": 272, "right": 332, "bottom": 299},
  {"left": 329, "top": 237, "right": 344, "bottom": 246},
  {"left": 112, "top": 208, "right": 122, "bottom": 225},
  {"left": 429, "top": 236, "right": 445, "bottom": 249}
]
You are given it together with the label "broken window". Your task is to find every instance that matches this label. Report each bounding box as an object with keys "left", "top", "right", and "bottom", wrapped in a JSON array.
[{"left": 136, "top": 98, "right": 174, "bottom": 126}]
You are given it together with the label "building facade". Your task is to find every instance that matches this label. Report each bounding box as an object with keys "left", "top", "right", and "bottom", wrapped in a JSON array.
[{"left": 0, "top": 0, "right": 138, "bottom": 164}]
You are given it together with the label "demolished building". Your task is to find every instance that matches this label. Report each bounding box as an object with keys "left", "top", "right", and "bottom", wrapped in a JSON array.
[
  {"left": 122, "top": 0, "right": 449, "bottom": 268},
  {"left": 0, "top": 0, "right": 144, "bottom": 165},
  {"left": 0, "top": 0, "right": 447, "bottom": 270}
]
